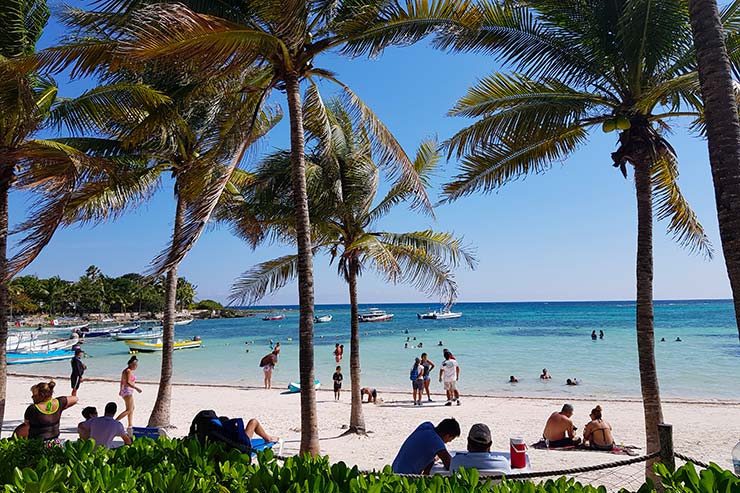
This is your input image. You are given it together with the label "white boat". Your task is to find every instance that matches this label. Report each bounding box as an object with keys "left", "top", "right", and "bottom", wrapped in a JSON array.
[
  {"left": 287, "top": 379, "right": 321, "bottom": 393},
  {"left": 314, "top": 315, "right": 332, "bottom": 323},
  {"left": 417, "top": 311, "right": 436, "bottom": 319},
  {"left": 174, "top": 318, "right": 194, "bottom": 326},
  {"left": 8, "top": 349, "right": 74, "bottom": 365},
  {"left": 113, "top": 329, "right": 164, "bottom": 341},
  {"left": 80, "top": 324, "right": 139, "bottom": 338},
  {"left": 432, "top": 310, "right": 462, "bottom": 320},
  {"left": 358, "top": 308, "right": 394, "bottom": 323},
  {"left": 8, "top": 332, "right": 80, "bottom": 353},
  {"left": 36, "top": 323, "right": 89, "bottom": 332}
]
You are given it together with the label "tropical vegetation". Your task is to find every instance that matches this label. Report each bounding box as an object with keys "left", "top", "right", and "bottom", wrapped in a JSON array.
[
  {"left": 686, "top": 0, "right": 740, "bottom": 344},
  {"left": 8, "top": 267, "right": 197, "bottom": 316},
  {"left": 432, "top": 0, "right": 740, "bottom": 474},
  {"left": 0, "top": 437, "right": 734, "bottom": 493},
  {"left": 59, "top": 0, "right": 480, "bottom": 454},
  {"left": 0, "top": 0, "right": 170, "bottom": 436},
  {"left": 223, "top": 98, "right": 476, "bottom": 434}
]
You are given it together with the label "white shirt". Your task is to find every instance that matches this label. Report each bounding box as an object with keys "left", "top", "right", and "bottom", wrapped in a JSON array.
[
  {"left": 441, "top": 358, "right": 458, "bottom": 382},
  {"left": 450, "top": 452, "right": 512, "bottom": 473}
]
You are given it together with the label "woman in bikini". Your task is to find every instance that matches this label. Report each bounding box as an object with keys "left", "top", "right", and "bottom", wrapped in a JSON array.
[
  {"left": 18, "top": 381, "right": 78, "bottom": 444},
  {"left": 116, "top": 356, "right": 142, "bottom": 428},
  {"left": 583, "top": 405, "right": 615, "bottom": 450}
]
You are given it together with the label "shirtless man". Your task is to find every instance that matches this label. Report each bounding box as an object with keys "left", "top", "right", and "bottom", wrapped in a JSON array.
[{"left": 543, "top": 404, "right": 580, "bottom": 448}]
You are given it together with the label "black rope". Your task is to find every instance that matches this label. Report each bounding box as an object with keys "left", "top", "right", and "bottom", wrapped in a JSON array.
[{"left": 674, "top": 452, "right": 710, "bottom": 469}]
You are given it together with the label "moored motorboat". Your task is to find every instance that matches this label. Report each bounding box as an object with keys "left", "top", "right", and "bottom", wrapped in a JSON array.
[
  {"left": 358, "top": 308, "right": 394, "bottom": 323},
  {"left": 432, "top": 310, "right": 462, "bottom": 320},
  {"left": 125, "top": 338, "right": 202, "bottom": 353},
  {"left": 174, "top": 318, "right": 194, "bottom": 326},
  {"left": 262, "top": 314, "right": 284, "bottom": 321},
  {"left": 287, "top": 379, "right": 321, "bottom": 393},
  {"left": 314, "top": 315, "right": 332, "bottom": 323},
  {"left": 417, "top": 311, "right": 436, "bottom": 319},
  {"left": 113, "top": 329, "right": 164, "bottom": 341},
  {"left": 81, "top": 324, "right": 139, "bottom": 338},
  {"left": 8, "top": 349, "right": 74, "bottom": 365},
  {"left": 7, "top": 332, "right": 80, "bottom": 353}
]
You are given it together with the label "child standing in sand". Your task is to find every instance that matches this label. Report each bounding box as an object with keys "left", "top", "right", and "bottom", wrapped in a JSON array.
[{"left": 333, "top": 366, "right": 343, "bottom": 400}]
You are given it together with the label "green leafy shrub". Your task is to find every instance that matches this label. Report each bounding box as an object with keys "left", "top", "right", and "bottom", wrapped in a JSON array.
[{"left": 0, "top": 437, "right": 735, "bottom": 492}]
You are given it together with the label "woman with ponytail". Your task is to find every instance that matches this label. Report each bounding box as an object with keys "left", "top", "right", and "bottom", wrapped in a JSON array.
[{"left": 583, "top": 405, "right": 615, "bottom": 451}]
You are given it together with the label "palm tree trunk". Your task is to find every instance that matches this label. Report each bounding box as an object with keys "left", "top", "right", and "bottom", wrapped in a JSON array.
[
  {"left": 634, "top": 157, "right": 664, "bottom": 477},
  {"left": 147, "top": 192, "right": 185, "bottom": 428},
  {"left": 0, "top": 175, "right": 10, "bottom": 436},
  {"left": 284, "top": 71, "right": 319, "bottom": 456},
  {"left": 347, "top": 257, "right": 365, "bottom": 434},
  {"left": 687, "top": 0, "right": 740, "bottom": 343}
]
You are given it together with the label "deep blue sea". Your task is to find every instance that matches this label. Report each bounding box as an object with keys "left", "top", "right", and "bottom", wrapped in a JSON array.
[{"left": 14, "top": 300, "right": 740, "bottom": 400}]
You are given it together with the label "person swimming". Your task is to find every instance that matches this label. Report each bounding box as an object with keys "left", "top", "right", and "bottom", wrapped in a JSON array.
[
  {"left": 675, "top": 337, "right": 682, "bottom": 342},
  {"left": 566, "top": 378, "right": 579, "bottom": 386},
  {"left": 591, "top": 331, "right": 597, "bottom": 340},
  {"left": 540, "top": 368, "right": 552, "bottom": 380},
  {"left": 509, "top": 376, "right": 518, "bottom": 383}
]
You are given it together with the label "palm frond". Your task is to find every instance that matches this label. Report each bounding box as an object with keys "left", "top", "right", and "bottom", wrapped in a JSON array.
[
  {"left": 443, "top": 125, "right": 589, "bottom": 202},
  {"left": 229, "top": 254, "right": 300, "bottom": 305},
  {"left": 378, "top": 230, "right": 477, "bottom": 270},
  {"left": 651, "top": 154, "right": 713, "bottom": 258},
  {"left": 316, "top": 72, "right": 434, "bottom": 215}
]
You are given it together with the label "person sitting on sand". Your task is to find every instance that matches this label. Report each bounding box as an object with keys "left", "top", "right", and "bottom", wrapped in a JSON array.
[
  {"left": 79, "top": 402, "right": 132, "bottom": 448},
  {"left": 77, "top": 406, "right": 98, "bottom": 439},
  {"left": 543, "top": 404, "right": 580, "bottom": 447},
  {"left": 540, "top": 368, "right": 552, "bottom": 380},
  {"left": 361, "top": 387, "right": 378, "bottom": 403},
  {"left": 391, "top": 418, "right": 461, "bottom": 474},
  {"left": 509, "top": 375, "right": 518, "bottom": 383},
  {"left": 450, "top": 423, "right": 511, "bottom": 473},
  {"left": 583, "top": 405, "right": 615, "bottom": 451}
]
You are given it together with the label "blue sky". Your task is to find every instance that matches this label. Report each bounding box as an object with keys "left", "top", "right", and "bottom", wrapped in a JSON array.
[{"left": 14, "top": 2, "right": 732, "bottom": 305}]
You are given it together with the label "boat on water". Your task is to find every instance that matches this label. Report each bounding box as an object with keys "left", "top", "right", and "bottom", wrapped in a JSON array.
[
  {"left": 9, "top": 333, "right": 80, "bottom": 353},
  {"left": 35, "top": 322, "right": 89, "bottom": 332},
  {"left": 8, "top": 349, "right": 74, "bottom": 365},
  {"left": 80, "top": 324, "right": 139, "bottom": 338},
  {"left": 262, "top": 314, "right": 284, "bottom": 321},
  {"left": 174, "top": 318, "right": 194, "bottom": 326},
  {"left": 125, "top": 338, "right": 202, "bottom": 353},
  {"left": 358, "top": 308, "right": 394, "bottom": 323},
  {"left": 314, "top": 315, "right": 332, "bottom": 323},
  {"left": 287, "top": 379, "right": 321, "bottom": 393},
  {"left": 432, "top": 310, "right": 462, "bottom": 320},
  {"left": 113, "top": 329, "right": 164, "bottom": 341}
]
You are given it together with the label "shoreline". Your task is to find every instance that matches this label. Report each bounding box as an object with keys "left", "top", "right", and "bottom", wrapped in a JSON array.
[{"left": 10, "top": 371, "right": 740, "bottom": 406}]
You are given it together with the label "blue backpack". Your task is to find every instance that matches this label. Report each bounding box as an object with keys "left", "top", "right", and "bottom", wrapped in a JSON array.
[{"left": 410, "top": 365, "right": 419, "bottom": 381}]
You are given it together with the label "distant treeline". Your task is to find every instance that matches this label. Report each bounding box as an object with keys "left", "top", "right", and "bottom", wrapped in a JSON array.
[{"left": 9, "top": 265, "right": 223, "bottom": 316}]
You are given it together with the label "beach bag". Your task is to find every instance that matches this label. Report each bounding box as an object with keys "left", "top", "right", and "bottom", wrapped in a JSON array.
[
  {"left": 188, "top": 410, "right": 252, "bottom": 455},
  {"left": 410, "top": 365, "right": 419, "bottom": 381}
]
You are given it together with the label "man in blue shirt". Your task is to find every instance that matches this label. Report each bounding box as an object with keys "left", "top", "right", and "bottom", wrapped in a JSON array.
[
  {"left": 450, "top": 423, "right": 512, "bottom": 473},
  {"left": 391, "top": 418, "right": 461, "bottom": 474}
]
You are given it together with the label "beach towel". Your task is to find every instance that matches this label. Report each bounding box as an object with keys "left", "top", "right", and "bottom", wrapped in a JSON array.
[{"left": 531, "top": 440, "right": 640, "bottom": 456}]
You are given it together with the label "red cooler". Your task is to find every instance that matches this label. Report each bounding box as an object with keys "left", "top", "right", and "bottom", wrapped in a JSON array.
[{"left": 510, "top": 437, "right": 527, "bottom": 469}]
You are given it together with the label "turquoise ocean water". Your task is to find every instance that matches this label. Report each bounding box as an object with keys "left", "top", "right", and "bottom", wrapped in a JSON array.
[{"left": 15, "top": 300, "right": 740, "bottom": 400}]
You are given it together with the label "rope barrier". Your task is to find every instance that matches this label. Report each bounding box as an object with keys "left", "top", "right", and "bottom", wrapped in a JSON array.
[{"left": 674, "top": 452, "right": 710, "bottom": 469}]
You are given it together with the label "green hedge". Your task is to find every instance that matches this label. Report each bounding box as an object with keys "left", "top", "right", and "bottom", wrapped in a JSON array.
[{"left": 0, "top": 437, "right": 736, "bottom": 492}]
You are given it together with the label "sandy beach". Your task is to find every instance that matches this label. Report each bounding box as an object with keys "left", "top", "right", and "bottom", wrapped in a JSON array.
[{"left": 5, "top": 374, "right": 739, "bottom": 489}]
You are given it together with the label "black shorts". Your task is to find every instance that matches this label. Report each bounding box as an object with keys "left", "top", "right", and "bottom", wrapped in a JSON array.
[
  {"left": 547, "top": 437, "right": 579, "bottom": 448},
  {"left": 71, "top": 374, "right": 82, "bottom": 390},
  {"left": 334, "top": 383, "right": 342, "bottom": 391}
]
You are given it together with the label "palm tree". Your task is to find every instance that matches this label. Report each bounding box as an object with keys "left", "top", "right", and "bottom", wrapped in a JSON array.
[
  {"left": 58, "top": 0, "right": 479, "bottom": 454},
  {"left": 687, "top": 0, "right": 740, "bottom": 343},
  {"left": 224, "top": 97, "right": 476, "bottom": 434},
  {"left": 0, "top": 0, "right": 168, "bottom": 434},
  {"left": 44, "top": 45, "right": 281, "bottom": 426},
  {"left": 435, "top": 0, "right": 722, "bottom": 474}
]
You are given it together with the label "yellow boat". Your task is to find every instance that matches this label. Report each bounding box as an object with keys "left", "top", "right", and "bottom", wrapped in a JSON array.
[{"left": 125, "top": 339, "right": 202, "bottom": 353}]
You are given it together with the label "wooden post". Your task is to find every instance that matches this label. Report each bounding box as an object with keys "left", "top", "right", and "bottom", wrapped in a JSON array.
[{"left": 658, "top": 423, "right": 675, "bottom": 472}]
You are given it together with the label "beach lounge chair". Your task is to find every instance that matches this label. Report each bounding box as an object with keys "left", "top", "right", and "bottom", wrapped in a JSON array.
[{"left": 131, "top": 426, "right": 167, "bottom": 440}]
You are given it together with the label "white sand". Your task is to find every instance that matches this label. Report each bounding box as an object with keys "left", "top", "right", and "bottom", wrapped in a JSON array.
[{"left": 5, "top": 375, "right": 739, "bottom": 489}]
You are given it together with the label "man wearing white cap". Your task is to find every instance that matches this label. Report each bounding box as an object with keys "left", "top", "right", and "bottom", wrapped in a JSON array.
[{"left": 450, "top": 423, "right": 511, "bottom": 473}]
